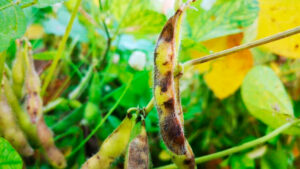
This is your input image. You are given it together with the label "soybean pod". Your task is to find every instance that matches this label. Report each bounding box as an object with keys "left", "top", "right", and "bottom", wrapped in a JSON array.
[
  {"left": 3, "top": 76, "right": 39, "bottom": 145},
  {"left": 12, "top": 40, "right": 26, "bottom": 99},
  {"left": 154, "top": 1, "right": 196, "bottom": 168},
  {"left": 125, "top": 119, "right": 150, "bottom": 169},
  {"left": 154, "top": 0, "right": 193, "bottom": 155},
  {"left": 23, "top": 40, "right": 66, "bottom": 168},
  {"left": 81, "top": 113, "right": 136, "bottom": 169},
  {"left": 0, "top": 89, "right": 33, "bottom": 156},
  {"left": 24, "top": 42, "right": 43, "bottom": 124}
]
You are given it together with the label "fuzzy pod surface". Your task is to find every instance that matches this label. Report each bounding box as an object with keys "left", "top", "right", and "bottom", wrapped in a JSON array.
[
  {"left": 81, "top": 113, "right": 136, "bottom": 169},
  {"left": 125, "top": 121, "right": 149, "bottom": 169},
  {"left": 0, "top": 91, "right": 34, "bottom": 156}
]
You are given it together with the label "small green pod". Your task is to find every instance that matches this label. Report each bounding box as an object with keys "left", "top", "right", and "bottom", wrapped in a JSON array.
[
  {"left": 12, "top": 40, "right": 26, "bottom": 99},
  {"left": 3, "top": 76, "right": 39, "bottom": 145}
]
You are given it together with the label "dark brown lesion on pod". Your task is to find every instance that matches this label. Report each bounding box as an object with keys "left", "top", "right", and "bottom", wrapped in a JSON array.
[
  {"left": 184, "top": 158, "right": 195, "bottom": 168},
  {"left": 159, "top": 22, "right": 174, "bottom": 42},
  {"left": 160, "top": 114, "right": 186, "bottom": 155},
  {"left": 163, "top": 98, "right": 175, "bottom": 111},
  {"left": 162, "top": 61, "right": 169, "bottom": 65},
  {"left": 160, "top": 71, "right": 172, "bottom": 92}
]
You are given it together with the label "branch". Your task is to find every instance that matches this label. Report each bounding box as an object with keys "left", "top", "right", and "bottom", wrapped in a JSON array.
[
  {"left": 141, "top": 26, "right": 300, "bottom": 115},
  {"left": 0, "top": 52, "right": 6, "bottom": 86},
  {"left": 41, "top": 0, "right": 82, "bottom": 96},
  {"left": 21, "top": 0, "right": 38, "bottom": 9},
  {"left": 154, "top": 119, "right": 300, "bottom": 169},
  {"left": 183, "top": 26, "right": 300, "bottom": 67}
]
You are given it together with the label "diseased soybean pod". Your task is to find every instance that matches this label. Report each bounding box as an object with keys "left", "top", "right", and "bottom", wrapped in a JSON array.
[
  {"left": 81, "top": 113, "right": 137, "bottom": 169},
  {"left": 125, "top": 119, "right": 149, "bottom": 169},
  {"left": 0, "top": 88, "right": 33, "bottom": 157},
  {"left": 153, "top": 0, "right": 196, "bottom": 168}
]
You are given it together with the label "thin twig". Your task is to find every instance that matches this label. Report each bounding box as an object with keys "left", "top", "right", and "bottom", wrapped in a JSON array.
[
  {"left": 97, "top": 0, "right": 111, "bottom": 69},
  {"left": 20, "top": 0, "right": 38, "bottom": 9},
  {"left": 183, "top": 26, "right": 300, "bottom": 67},
  {"left": 0, "top": 52, "right": 6, "bottom": 86},
  {"left": 155, "top": 120, "right": 300, "bottom": 169},
  {"left": 140, "top": 26, "right": 300, "bottom": 115},
  {"left": 41, "top": 0, "right": 82, "bottom": 96}
]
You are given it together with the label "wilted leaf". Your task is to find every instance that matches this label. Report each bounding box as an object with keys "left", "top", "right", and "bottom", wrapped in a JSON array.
[
  {"left": 0, "top": 1, "right": 26, "bottom": 51},
  {"left": 241, "top": 66, "right": 300, "bottom": 135},
  {"left": 257, "top": 0, "right": 300, "bottom": 59},
  {"left": 191, "top": 33, "right": 254, "bottom": 99},
  {"left": 0, "top": 137, "right": 23, "bottom": 169},
  {"left": 186, "top": 0, "right": 259, "bottom": 42}
]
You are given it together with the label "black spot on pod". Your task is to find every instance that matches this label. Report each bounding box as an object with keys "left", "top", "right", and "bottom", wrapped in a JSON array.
[
  {"left": 163, "top": 98, "right": 175, "bottom": 111},
  {"left": 184, "top": 158, "right": 195, "bottom": 168},
  {"left": 160, "top": 114, "right": 186, "bottom": 155},
  {"left": 160, "top": 71, "right": 172, "bottom": 92}
]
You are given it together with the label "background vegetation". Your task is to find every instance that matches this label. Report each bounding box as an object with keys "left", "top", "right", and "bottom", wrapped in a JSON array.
[{"left": 1, "top": 0, "right": 300, "bottom": 168}]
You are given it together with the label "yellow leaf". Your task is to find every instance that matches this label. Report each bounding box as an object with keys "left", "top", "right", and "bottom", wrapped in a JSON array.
[
  {"left": 190, "top": 36, "right": 227, "bottom": 73},
  {"left": 191, "top": 33, "right": 253, "bottom": 99},
  {"left": 257, "top": 0, "right": 300, "bottom": 58},
  {"left": 25, "top": 24, "right": 44, "bottom": 40}
]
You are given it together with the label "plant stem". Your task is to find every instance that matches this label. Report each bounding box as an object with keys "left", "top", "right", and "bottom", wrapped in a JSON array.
[
  {"left": 67, "top": 75, "right": 133, "bottom": 158},
  {"left": 20, "top": 0, "right": 38, "bottom": 9},
  {"left": 144, "top": 97, "right": 154, "bottom": 114},
  {"left": 155, "top": 120, "right": 300, "bottom": 169},
  {"left": 141, "top": 26, "right": 300, "bottom": 115},
  {"left": 183, "top": 26, "right": 300, "bottom": 67},
  {"left": 0, "top": 52, "right": 6, "bottom": 86},
  {"left": 41, "top": 0, "right": 82, "bottom": 96}
]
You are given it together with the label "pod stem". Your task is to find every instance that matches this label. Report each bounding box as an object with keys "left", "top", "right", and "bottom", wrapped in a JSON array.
[
  {"left": 140, "top": 25, "right": 300, "bottom": 116},
  {"left": 183, "top": 26, "right": 300, "bottom": 67},
  {"left": 41, "top": 0, "right": 82, "bottom": 96},
  {"left": 154, "top": 119, "right": 300, "bottom": 169}
]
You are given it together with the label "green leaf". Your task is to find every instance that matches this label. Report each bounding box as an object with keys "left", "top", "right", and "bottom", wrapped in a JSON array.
[
  {"left": 186, "top": 0, "right": 259, "bottom": 42},
  {"left": 36, "top": 0, "right": 64, "bottom": 8},
  {"left": 0, "top": 137, "right": 23, "bottom": 169},
  {"left": 260, "top": 148, "right": 288, "bottom": 169},
  {"left": 0, "top": 1, "right": 27, "bottom": 51},
  {"left": 20, "top": 0, "right": 65, "bottom": 8},
  {"left": 110, "top": 0, "right": 166, "bottom": 35},
  {"left": 241, "top": 66, "right": 300, "bottom": 135}
]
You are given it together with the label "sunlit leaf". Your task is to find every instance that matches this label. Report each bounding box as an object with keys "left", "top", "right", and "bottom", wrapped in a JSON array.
[
  {"left": 20, "top": 0, "right": 65, "bottom": 8},
  {"left": 191, "top": 33, "right": 254, "bottom": 99},
  {"left": 241, "top": 66, "right": 300, "bottom": 134},
  {"left": 186, "top": 0, "right": 259, "bottom": 41},
  {"left": 257, "top": 0, "right": 300, "bottom": 58},
  {"left": 0, "top": 1, "right": 26, "bottom": 51},
  {"left": 110, "top": 0, "right": 166, "bottom": 35},
  {"left": 0, "top": 137, "right": 23, "bottom": 169}
]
